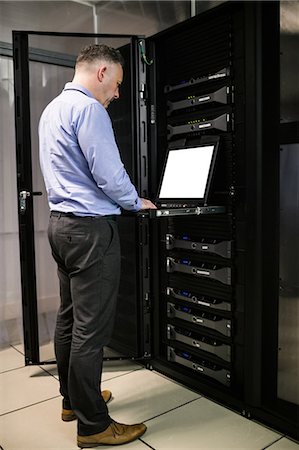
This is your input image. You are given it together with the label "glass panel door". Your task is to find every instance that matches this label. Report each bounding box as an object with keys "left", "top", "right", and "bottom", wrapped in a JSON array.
[
  {"left": 29, "top": 59, "right": 74, "bottom": 361},
  {"left": 13, "top": 31, "right": 143, "bottom": 364}
]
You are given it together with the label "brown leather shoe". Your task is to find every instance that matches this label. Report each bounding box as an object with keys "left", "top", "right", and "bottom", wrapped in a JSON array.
[
  {"left": 61, "top": 390, "right": 112, "bottom": 422},
  {"left": 77, "top": 420, "right": 147, "bottom": 448}
]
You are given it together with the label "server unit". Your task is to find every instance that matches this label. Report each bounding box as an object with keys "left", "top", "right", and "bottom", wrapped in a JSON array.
[{"left": 13, "top": 1, "right": 298, "bottom": 441}]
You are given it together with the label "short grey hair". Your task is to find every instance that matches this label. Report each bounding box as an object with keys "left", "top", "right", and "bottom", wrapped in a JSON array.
[{"left": 76, "top": 44, "right": 124, "bottom": 67}]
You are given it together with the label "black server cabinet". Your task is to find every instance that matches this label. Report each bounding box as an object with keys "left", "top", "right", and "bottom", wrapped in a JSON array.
[
  {"left": 142, "top": 1, "right": 298, "bottom": 441},
  {"left": 147, "top": 0, "right": 244, "bottom": 409}
]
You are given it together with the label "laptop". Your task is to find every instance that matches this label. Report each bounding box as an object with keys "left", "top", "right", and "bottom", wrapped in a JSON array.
[{"left": 148, "top": 135, "right": 224, "bottom": 218}]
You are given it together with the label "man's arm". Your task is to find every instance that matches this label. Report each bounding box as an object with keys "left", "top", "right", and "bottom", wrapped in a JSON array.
[{"left": 76, "top": 103, "right": 144, "bottom": 211}]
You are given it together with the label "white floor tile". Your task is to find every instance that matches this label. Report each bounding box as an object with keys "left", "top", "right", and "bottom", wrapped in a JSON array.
[
  {"left": 142, "top": 397, "right": 282, "bottom": 449},
  {"left": 0, "top": 347, "right": 295, "bottom": 450},
  {"left": 0, "top": 397, "right": 149, "bottom": 450},
  {"left": 103, "top": 368, "right": 200, "bottom": 424},
  {"left": 0, "top": 365, "right": 59, "bottom": 415},
  {"left": 40, "top": 364, "right": 59, "bottom": 379},
  {"left": 0, "top": 346, "right": 25, "bottom": 373},
  {"left": 268, "top": 437, "right": 299, "bottom": 449}
]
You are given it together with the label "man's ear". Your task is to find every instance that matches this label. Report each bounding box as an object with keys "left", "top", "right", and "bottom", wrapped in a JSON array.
[{"left": 97, "top": 65, "right": 107, "bottom": 82}]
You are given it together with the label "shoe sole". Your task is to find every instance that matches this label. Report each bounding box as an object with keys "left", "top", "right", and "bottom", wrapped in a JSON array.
[{"left": 62, "top": 414, "right": 76, "bottom": 422}]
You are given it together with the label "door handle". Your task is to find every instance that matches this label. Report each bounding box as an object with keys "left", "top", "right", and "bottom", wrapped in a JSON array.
[{"left": 19, "top": 190, "right": 42, "bottom": 214}]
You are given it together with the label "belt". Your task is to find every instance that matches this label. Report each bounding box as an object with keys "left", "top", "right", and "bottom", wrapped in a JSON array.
[{"left": 50, "top": 211, "right": 117, "bottom": 221}]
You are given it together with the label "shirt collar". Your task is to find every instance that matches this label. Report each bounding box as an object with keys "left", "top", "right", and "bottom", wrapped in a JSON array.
[{"left": 63, "top": 82, "right": 94, "bottom": 99}]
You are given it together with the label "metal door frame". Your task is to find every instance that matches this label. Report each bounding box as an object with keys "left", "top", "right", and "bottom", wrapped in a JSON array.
[{"left": 12, "top": 31, "right": 146, "bottom": 365}]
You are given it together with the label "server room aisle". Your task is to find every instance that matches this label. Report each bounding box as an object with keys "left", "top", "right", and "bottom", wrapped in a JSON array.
[{"left": 0, "top": 345, "right": 298, "bottom": 450}]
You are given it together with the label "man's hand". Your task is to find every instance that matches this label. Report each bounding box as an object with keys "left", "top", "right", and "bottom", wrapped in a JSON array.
[{"left": 140, "top": 198, "right": 157, "bottom": 210}]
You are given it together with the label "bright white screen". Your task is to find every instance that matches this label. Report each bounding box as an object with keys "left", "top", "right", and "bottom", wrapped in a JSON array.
[{"left": 159, "top": 145, "right": 214, "bottom": 199}]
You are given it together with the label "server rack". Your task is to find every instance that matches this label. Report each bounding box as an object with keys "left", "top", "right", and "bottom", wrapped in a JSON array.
[
  {"left": 148, "top": 0, "right": 244, "bottom": 409},
  {"left": 13, "top": 1, "right": 298, "bottom": 441},
  {"left": 145, "top": 1, "right": 297, "bottom": 441}
]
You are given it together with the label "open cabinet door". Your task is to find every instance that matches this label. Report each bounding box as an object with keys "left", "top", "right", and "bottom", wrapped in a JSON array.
[{"left": 13, "top": 31, "right": 150, "bottom": 364}]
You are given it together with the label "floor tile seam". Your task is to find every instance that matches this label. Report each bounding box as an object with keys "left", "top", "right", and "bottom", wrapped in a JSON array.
[
  {"left": 139, "top": 437, "right": 156, "bottom": 450},
  {"left": 262, "top": 435, "right": 286, "bottom": 449},
  {"left": 143, "top": 396, "right": 202, "bottom": 423},
  {"left": 10, "top": 344, "right": 25, "bottom": 356},
  {"left": 0, "top": 364, "right": 142, "bottom": 382},
  {"left": 38, "top": 365, "right": 60, "bottom": 380},
  {"left": 0, "top": 395, "right": 60, "bottom": 417},
  {"left": 250, "top": 417, "right": 285, "bottom": 439},
  {"left": 0, "top": 365, "right": 26, "bottom": 375},
  {"left": 7, "top": 363, "right": 143, "bottom": 381}
]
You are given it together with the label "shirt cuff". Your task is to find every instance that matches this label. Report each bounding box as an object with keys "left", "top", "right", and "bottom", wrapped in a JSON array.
[{"left": 134, "top": 197, "right": 142, "bottom": 211}]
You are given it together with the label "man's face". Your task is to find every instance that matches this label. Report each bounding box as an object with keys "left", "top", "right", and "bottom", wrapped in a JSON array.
[{"left": 97, "top": 62, "right": 123, "bottom": 109}]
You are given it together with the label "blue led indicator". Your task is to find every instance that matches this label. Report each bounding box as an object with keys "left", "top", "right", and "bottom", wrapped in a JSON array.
[
  {"left": 182, "top": 235, "right": 190, "bottom": 240},
  {"left": 182, "top": 259, "right": 190, "bottom": 265},
  {"left": 181, "top": 291, "right": 189, "bottom": 297},
  {"left": 182, "top": 352, "right": 190, "bottom": 358}
]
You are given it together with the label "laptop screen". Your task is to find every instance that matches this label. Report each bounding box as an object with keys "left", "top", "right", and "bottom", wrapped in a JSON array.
[{"left": 157, "top": 143, "right": 217, "bottom": 204}]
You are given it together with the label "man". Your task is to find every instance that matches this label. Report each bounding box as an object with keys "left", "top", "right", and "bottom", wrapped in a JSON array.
[{"left": 39, "top": 43, "right": 156, "bottom": 448}]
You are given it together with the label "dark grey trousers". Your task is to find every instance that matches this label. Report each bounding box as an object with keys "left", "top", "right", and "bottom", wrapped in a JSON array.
[{"left": 48, "top": 212, "right": 121, "bottom": 436}]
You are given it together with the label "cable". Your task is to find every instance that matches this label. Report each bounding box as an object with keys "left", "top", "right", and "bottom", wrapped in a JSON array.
[{"left": 139, "top": 40, "right": 153, "bottom": 66}]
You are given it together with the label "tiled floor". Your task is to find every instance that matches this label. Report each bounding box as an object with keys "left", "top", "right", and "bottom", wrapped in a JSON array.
[{"left": 1, "top": 345, "right": 299, "bottom": 450}]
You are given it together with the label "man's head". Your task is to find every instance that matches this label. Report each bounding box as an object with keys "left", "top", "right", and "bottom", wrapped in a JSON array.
[{"left": 73, "top": 44, "right": 124, "bottom": 108}]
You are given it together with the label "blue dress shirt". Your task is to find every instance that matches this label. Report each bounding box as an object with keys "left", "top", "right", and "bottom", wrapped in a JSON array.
[{"left": 39, "top": 82, "right": 142, "bottom": 216}]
